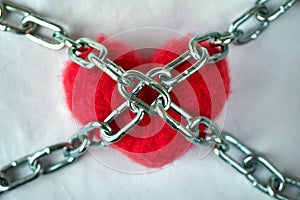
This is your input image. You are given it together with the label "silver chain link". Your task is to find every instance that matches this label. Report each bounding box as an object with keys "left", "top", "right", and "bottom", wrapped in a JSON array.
[
  {"left": 0, "top": 0, "right": 299, "bottom": 199},
  {"left": 256, "top": 0, "right": 298, "bottom": 21},
  {"left": 0, "top": 2, "right": 34, "bottom": 34},
  {"left": 22, "top": 14, "right": 68, "bottom": 50}
]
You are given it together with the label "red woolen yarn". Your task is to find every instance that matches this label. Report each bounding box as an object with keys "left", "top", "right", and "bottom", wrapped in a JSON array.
[{"left": 63, "top": 34, "right": 230, "bottom": 168}]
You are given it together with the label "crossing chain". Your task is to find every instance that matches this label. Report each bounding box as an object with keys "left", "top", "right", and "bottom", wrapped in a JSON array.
[{"left": 0, "top": 0, "right": 299, "bottom": 199}]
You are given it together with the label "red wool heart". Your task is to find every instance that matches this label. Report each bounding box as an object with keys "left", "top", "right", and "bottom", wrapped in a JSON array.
[{"left": 63, "top": 34, "right": 230, "bottom": 168}]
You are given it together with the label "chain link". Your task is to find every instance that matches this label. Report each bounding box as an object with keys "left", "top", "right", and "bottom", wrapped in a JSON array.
[
  {"left": 53, "top": 31, "right": 79, "bottom": 48},
  {"left": 89, "top": 53, "right": 131, "bottom": 84},
  {"left": 159, "top": 45, "right": 210, "bottom": 87},
  {"left": 155, "top": 100, "right": 196, "bottom": 140},
  {"left": 272, "top": 177, "right": 300, "bottom": 200},
  {"left": 0, "top": 2, "right": 35, "bottom": 34},
  {"left": 64, "top": 121, "right": 109, "bottom": 157},
  {"left": 0, "top": 155, "right": 42, "bottom": 193},
  {"left": 244, "top": 155, "right": 286, "bottom": 195},
  {"left": 155, "top": 99, "right": 221, "bottom": 146},
  {"left": 28, "top": 143, "right": 76, "bottom": 174},
  {"left": 189, "top": 32, "right": 229, "bottom": 62},
  {"left": 256, "top": 0, "right": 298, "bottom": 21},
  {"left": 68, "top": 38, "right": 108, "bottom": 68},
  {"left": 228, "top": 4, "right": 270, "bottom": 45},
  {"left": 21, "top": 14, "right": 67, "bottom": 50},
  {"left": 100, "top": 102, "right": 144, "bottom": 144}
]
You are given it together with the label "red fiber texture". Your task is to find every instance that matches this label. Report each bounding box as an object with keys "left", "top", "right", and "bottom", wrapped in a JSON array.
[{"left": 63, "top": 34, "right": 230, "bottom": 168}]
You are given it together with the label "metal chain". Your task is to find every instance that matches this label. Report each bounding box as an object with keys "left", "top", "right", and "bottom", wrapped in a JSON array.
[
  {"left": 0, "top": 0, "right": 297, "bottom": 49},
  {"left": 215, "top": 0, "right": 298, "bottom": 45},
  {"left": 209, "top": 133, "right": 300, "bottom": 200},
  {"left": 0, "top": 102, "right": 145, "bottom": 193},
  {"left": 0, "top": 2, "right": 35, "bottom": 34},
  {"left": 0, "top": 121, "right": 105, "bottom": 193},
  {"left": 0, "top": 0, "right": 299, "bottom": 199}
]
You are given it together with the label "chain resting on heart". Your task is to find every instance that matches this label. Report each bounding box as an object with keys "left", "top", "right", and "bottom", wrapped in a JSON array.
[{"left": 0, "top": 1, "right": 300, "bottom": 199}]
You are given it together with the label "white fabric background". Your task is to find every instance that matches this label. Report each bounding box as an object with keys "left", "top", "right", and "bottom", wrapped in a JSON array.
[{"left": 0, "top": 0, "right": 300, "bottom": 199}]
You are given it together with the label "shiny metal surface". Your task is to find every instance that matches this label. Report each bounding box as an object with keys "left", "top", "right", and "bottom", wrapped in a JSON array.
[
  {"left": 118, "top": 70, "right": 171, "bottom": 114},
  {"left": 212, "top": 133, "right": 300, "bottom": 200},
  {"left": 68, "top": 37, "right": 108, "bottom": 69},
  {"left": 228, "top": 5, "right": 269, "bottom": 44},
  {"left": 155, "top": 100, "right": 196, "bottom": 140},
  {"left": 256, "top": 0, "right": 298, "bottom": 21},
  {"left": 160, "top": 48, "right": 209, "bottom": 87},
  {"left": 101, "top": 102, "right": 145, "bottom": 144},
  {"left": 244, "top": 155, "right": 286, "bottom": 195},
  {"left": 21, "top": 14, "right": 67, "bottom": 50},
  {"left": 0, "top": 1, "right": 298, "bottom": 199},
  {"left": 0, "top": 155, "right": 41, "bottom": 193},
  {"left": 28, "top": 143, "right": 76, "bottom": 174},
  {"left": 189, "top": 32, "right": 229, "bottom": 62},
  {"left": 0, "top": 2, "right": 35, "bottom": 34}
]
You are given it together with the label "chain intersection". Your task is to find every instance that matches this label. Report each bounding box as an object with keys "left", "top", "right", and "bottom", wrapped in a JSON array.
[{"left": 0, "top": 0, "right": 299, "bottom": 199}]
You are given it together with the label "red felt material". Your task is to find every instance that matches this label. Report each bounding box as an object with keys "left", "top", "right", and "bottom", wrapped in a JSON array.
[{"left": 63, "top": 34, "right": 230, "bottom": 168}]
